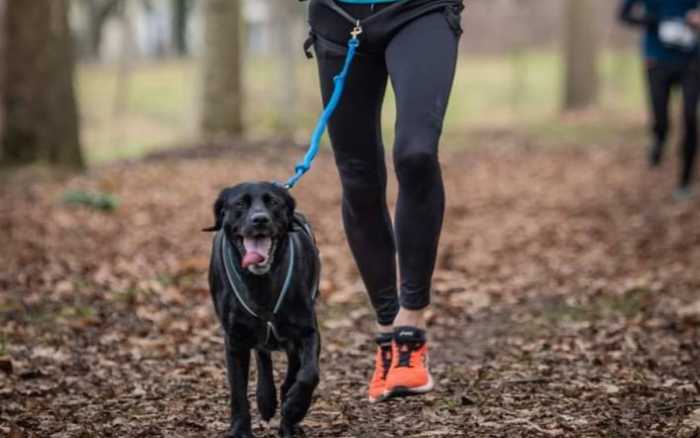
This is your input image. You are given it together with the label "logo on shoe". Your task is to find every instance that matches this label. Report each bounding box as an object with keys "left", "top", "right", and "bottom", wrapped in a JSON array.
[{"left": 399, "top": 331, "right": 414, "bottom": 337}]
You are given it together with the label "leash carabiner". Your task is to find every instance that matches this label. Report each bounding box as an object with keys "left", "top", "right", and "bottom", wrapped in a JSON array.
[{"left": 350, "top": 20, "right": 363, "bottom": 40}]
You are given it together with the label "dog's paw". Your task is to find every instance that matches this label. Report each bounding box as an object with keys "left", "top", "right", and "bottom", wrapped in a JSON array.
[
  {"left": 224, "top": 422, "right": 255, "bottom": 438},
  {"left": 224, "top": 429, "right": 255, "bottom": 438},
  {"left": 281, "top": 382, "right": 314, "bottom": 425},
  {"left": 281, "top": 398, "right": 311, "bottom": 426},
  {"left": 279, "top": 421, "right": 306, "bottom": 438}
]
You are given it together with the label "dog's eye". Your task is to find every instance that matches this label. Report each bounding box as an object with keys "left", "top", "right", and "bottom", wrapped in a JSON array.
[
  {"left": 233, "top": 194, "right": 250, "bottom": 209},
  {"left": 263, "top": 193, "right": 279, "bottom": 206}
]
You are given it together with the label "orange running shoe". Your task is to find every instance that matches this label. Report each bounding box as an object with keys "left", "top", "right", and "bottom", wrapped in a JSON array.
[
  {"left": 368, "top": 333, "right": 393, "bottom": 403},
  {"left": 384, "top": 327, "right": 434, "bottom": 398}
]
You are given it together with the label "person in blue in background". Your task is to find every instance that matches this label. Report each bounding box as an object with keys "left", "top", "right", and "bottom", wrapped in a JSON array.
[{"left": 619, "top": 0, "right": 700, "bottom": 200}]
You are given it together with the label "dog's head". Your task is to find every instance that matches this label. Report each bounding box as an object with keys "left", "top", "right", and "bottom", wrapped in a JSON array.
[{"left": 204, "top": 182, "right": 296, "bottom": 275}]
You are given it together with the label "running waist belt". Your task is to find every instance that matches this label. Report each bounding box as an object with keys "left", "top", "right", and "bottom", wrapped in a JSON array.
[
  {"left": 337, "top": 0, "right": 401, "bottom": 3},
  {"left": 303, "top": 0, "right": 464, "bottom": 57}
]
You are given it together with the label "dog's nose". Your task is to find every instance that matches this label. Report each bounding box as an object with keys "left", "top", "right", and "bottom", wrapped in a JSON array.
[{"left": 251, "top": 212, "right": 271, "bottom": 226}]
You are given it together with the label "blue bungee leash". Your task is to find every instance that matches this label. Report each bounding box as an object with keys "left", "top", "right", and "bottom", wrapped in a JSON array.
[{"left": 282, "top": 22, "right": 363, "bottom": 189}]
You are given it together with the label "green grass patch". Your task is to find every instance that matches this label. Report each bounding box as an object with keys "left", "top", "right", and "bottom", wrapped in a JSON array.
[
  {"left": 22, "top": 301, "right": 58, "bottom": 325},
  {"left": 63, "top": 190, "right": 120, "bottom": 212},
  {"left": 59, "top": 305, "right": 96, "bottom": 320},
  {"left": 543, "top": 288, "right": 652, "bottom": 323},
  {"left": 111, "top": 287, "right": 148, "bottom": 307},
  {"left": 600, "top": 288, "right": 651, "bottom": 318}
]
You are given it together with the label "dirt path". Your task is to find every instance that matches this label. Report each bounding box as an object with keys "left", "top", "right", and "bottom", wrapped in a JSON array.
[{"left": 1, "top": 138, "right": 700, "bottom": 437}]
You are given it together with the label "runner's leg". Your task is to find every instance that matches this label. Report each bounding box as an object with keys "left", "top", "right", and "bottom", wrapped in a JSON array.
[
  {"left": 680, "top": 60, "right": 700, "bottom": 189},
  {"left": 314, "top": 35, "right": 399, "bottom": 328},
  {"left": 386, "top": 11, "right": 459, "bottom": 319}
]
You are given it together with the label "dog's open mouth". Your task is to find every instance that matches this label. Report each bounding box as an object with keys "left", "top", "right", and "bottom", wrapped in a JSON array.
[
  {"left": 238, "top": 235, "right": 276, "bottom": 273},
  {"left": 242, "top": 236, "right": 271, "bottom": 268}
]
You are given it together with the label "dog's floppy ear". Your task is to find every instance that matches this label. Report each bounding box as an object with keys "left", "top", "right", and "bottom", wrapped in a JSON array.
[
  {"left": 285, "top": 190, "right": 296, "bottom": 217},
  {"left": 283, "top": 189, "right": 297, "bottom": 230},
  {"left": 202, "top": 191, "right": 227, "bottom": 232}
]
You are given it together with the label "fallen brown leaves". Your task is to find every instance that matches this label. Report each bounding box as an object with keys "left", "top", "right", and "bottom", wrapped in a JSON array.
[{"left": 1, "top": 136, "right": 699, "bottom": 437}]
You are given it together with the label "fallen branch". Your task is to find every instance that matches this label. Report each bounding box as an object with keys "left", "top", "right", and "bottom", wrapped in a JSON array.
[{"left": 656, "top": 401, "right": 700, "bottom": 414}]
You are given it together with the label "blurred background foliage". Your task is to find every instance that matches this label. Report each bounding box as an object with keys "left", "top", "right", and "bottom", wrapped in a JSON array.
[{"left": 0, "top": 0, "right": 651, "bottom": 167}]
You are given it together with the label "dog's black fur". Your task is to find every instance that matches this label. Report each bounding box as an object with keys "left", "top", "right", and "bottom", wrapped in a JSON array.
[{"left": 205, "top": 182, "right": 321, "bottom": 438}]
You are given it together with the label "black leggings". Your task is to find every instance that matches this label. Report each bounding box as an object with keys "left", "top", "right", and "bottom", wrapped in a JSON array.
[
  {"left": 309, "top": 1, "right": 461, "bottom": 325},
  {"left": 647, "top": 59, "right": 700, "bottom": 187}
]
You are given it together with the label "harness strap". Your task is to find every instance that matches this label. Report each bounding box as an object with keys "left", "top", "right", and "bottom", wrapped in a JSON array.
[
  {"left": 323, "top": 0, "right": 359, "bottom": 25},
  {"left": 220, "top": 232, "right": 294, "bottom": 320},
  {"left": 219, "top": 231, "right": 307, "bottom": 348},
  {"left": 318, "top": 0, "right": 409, "bottom": 27},
  {"left": 294, "top": 215, "right": 321, "bottom": 301},
  {"left": 220, "top": 231, "right": 261, "bottom": 319},
  {"left": 274, "top": 234, "right": 296, "bottom": 314}
]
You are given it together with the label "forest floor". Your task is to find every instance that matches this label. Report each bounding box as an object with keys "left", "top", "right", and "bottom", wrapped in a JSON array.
[{"left": 2, "top": 133, "right": 700, "bottom": 437}]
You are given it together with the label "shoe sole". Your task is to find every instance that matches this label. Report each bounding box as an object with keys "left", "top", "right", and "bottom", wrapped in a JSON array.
[
  {"left": 368, "top": 393, "right": 388, "bottom": 403},
  {"left": 383, "top": 374, "right": 434, "bottom": 399}
]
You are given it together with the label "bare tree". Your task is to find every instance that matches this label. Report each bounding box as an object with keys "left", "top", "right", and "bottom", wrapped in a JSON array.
[
  {"left": 200, "top": 0, "right": 243, "bottom": 140},
  {"left": 111, "top": 1, "right": 136, "bottom": 149},
  {"left": 172, "top": 0, "right": 192, "bottom": 56},
  {"left": 1, "top": 0, "right": 83, "bottom": 169},
  {"left": 270, "top": 0, "right": 303, "bottom": 137},
  {"left": 562, "top": 0, "right": 600, "bottom": 110},
  {"left": 0, "top": 0, "right": 6, "bottom": 144},
  {"left": 78, "top": 0, "right": 123, "bottom": 60}
]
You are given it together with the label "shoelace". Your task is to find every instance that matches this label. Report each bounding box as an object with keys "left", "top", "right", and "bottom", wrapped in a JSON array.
[{"left": 396, "top": 342, "right": 424, "bottom": 368}]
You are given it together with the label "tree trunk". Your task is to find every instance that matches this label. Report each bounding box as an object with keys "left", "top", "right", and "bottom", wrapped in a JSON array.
[
  {"left": 0, "top": 0, "right": 6, "bottom": 145},
  {"left": 1, "top": 0, "right": 83, "bottom": 169},
  {"left": 172, "top": 0, "right": 191, "bottom": 56},
  {"left": 562, "top": 0, "right": 600, "bottom": 111},
  {"left": 200, "top": 0, "right": 243, "bottom": 140},
  {"left": 79, "top": 0, "right": 122, "bottom": 61},
  {"left": 271, "top": 0, "right": 302, "bottom": 137}
]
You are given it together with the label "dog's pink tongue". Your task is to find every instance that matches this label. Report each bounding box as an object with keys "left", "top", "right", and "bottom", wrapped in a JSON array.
[
  {"left": 241, "top": 237, "right": 271, "bottom": 268},
  {"left": 242, "top": 252, "right": 265, "bottom": 268}
]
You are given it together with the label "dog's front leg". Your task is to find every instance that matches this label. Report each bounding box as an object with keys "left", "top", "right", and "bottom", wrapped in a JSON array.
[
  {"left": 224, "top": 340, "right": 254, "bottom": 438},
  {"left": 280, "top": 352, "right": 300, "bottom": 403},
  {"left": 280, "top": 330, "right": 320, "bottom": 438},
  {"left": 255, "top": 350, "right": 277, "bottom": 422}
]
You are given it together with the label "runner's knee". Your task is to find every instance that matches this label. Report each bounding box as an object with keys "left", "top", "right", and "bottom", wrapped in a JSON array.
[
  {"left": 394, "top": 136, "right": 440, "bottom": 187},
  {"left": 336, "top": 157, "right": 385, "bottom": 207}
]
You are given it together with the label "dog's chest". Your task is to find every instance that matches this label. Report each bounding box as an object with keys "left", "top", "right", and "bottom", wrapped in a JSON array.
[
  {"left": 212, "top": 217, "right": 320, "bottom": 351},
  {"left": 226, "top": 314, "right": 301, "bottom": 351}
]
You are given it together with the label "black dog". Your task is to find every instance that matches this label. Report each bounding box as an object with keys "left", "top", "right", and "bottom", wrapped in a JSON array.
[{"left": 204, "top": 182, "right": 321, "bottom": 438}]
